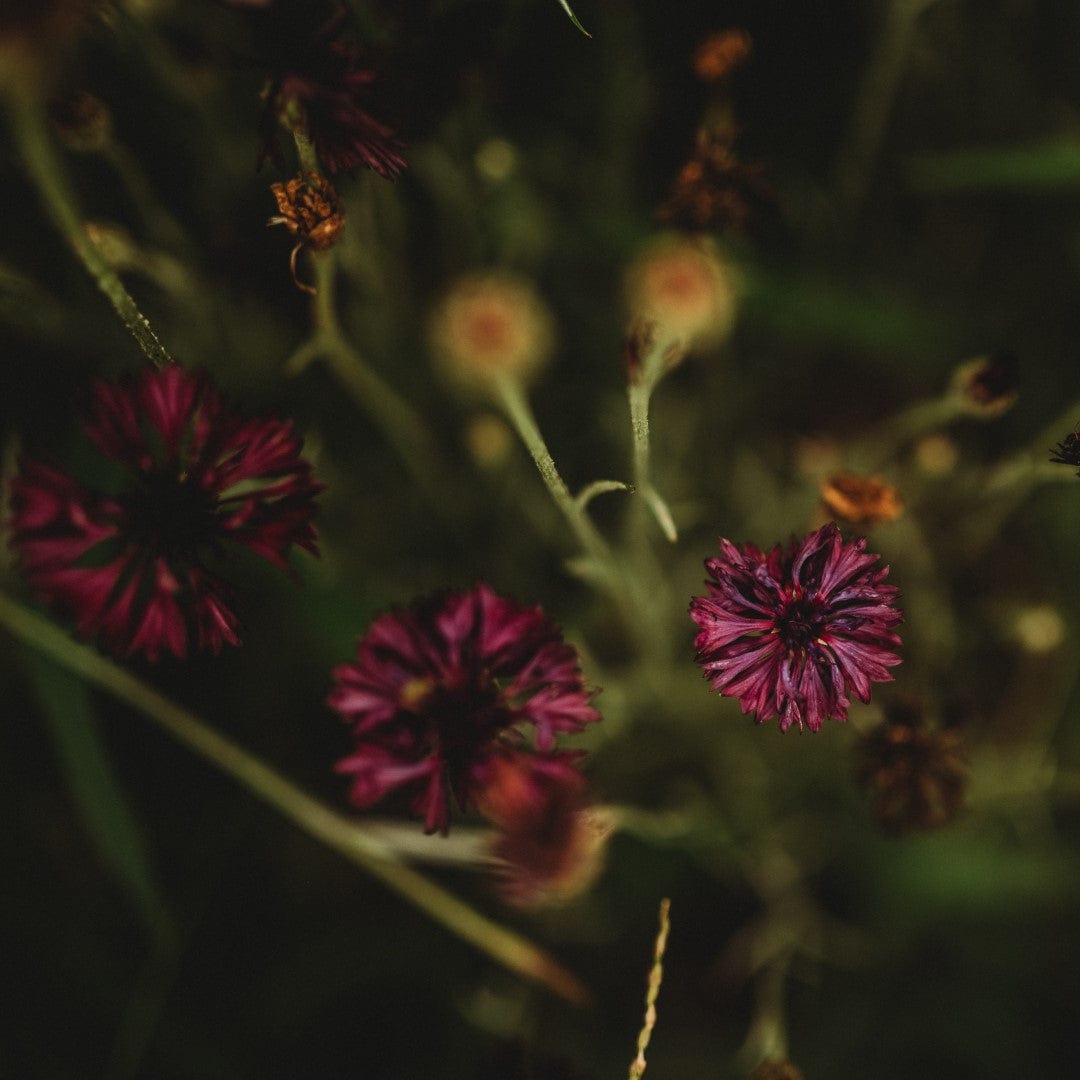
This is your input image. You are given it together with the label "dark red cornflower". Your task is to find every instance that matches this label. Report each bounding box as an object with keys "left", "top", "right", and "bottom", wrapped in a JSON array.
[
  {"left": 329, "top": 584, "right": 600, "bottom": 835},
  {"left": 8, "top": 364, "right": 320, "bottom": 661},
  {"left": 1050, "top": 427, "right": 1080, "bottom": 475},
  {"left": 257, "top": 4, "right": 405, "bottom": 177},
  {"left": 689, "top": 523, "right": 902, "bottom": 733}
]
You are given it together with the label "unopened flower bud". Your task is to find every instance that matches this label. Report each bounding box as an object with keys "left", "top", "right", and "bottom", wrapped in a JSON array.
[
  {"left": 430, "top": 272, "right": 555, "bottom": 392},
  {"left": 625, "top": 235, "right": 737, "bottom": 355},
  {"left": 820, "top": 472, "right": 903, "bottom": 526}
]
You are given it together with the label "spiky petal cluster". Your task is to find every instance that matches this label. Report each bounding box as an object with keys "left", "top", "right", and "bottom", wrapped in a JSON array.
[
  {"left": 690, "top": 523, "right": 902, "bottom": 732},
  {"left": 329, "top": 584, "right": 600, "bottom": 835},
  {"left": 8, "top": 364, "right": 320, "bottom": 660},
  {"left": 258, "top": 4, "right": 405, "bottom": 177}
]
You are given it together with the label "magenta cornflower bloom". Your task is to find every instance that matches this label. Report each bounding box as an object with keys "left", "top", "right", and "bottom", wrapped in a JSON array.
[
  {"left": 329, "top": 583, "right": 600, "bottom": 834},
  {"left": 258, "top": 4, "right": 405, "bottom": 178},
  {"left": 689, "top": 523, "right": 902, "bottom": 733},
  {"left": 8, "top": 364, "right": 321, "bottom": 661}
]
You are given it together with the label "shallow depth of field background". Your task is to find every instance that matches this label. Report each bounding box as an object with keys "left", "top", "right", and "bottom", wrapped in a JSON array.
[{"left": 3, "top": 1, "right": 1080, "bottom": 1078}]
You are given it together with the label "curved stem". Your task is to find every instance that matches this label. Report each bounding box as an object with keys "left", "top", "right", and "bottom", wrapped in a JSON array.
[
  {"left": 6, "top": 88, "right": 173, "bottom": 369},
  {"left": 0, "top": 592, "right": 587, "bottom": 1005}
]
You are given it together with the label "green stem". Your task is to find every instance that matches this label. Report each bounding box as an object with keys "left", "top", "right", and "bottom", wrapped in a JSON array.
[
  {"left": 0, "top": 592, "right": 587, "bottom": 1005},
  {"left": 6, "top": 88, "right": 173, "bottom": 369},
  {"left": 493, "top": 372, "right": 612, "bottom": 563},
  {"left": 628, "top": 377, "right": 678, "bottom": 543}
]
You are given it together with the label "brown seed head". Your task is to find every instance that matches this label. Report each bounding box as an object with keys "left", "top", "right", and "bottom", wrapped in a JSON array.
[
  {"left": 820, "top": 473, "right": 903, "bottom": 525},
  {"left": 856, "top": 705, "right": 968, "bottom": 837}
]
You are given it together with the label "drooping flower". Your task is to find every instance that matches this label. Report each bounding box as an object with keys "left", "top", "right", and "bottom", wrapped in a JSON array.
[
  {"left": 257, "top": 3, "right": 405, "bottom": 178},
  {"left": 329, "top": 583, "right": 600, "bottom": 834},
  {"left": 478, "top": 751, "right": 612, "bottom": 908},
  {"left": 268, "top": 170, "right": 344, "bottom": 293},
  {"left": 8, "top": 364, "right": 321, "bottom": 660},
  {"left": 689, "top": 523, "right": 902, "bottom": 733}
]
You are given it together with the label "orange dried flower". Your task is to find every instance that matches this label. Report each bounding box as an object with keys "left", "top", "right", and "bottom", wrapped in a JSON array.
[
  {"left": 269, "top": 171, "right": 344, "bottom": 294},
  {"left": 693, "top": 29, "right": 753, "bottom": 82},
  {"left": 749, "top": 1061, "right": 804, "bottom": 1080},
  {"left": 820, "top": 473, "right": 903, "bottom": 526}
]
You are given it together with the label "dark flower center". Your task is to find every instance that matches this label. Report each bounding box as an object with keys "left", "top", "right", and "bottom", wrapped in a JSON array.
[
  {"left": 421, "top": 676, "right": 513, "bottom": 793},
  {"left": 124, "top": 471, "right": 220, "bottom": 562},
  {"left": 777, "top": 594, "right": 824, "bottom": 653}
]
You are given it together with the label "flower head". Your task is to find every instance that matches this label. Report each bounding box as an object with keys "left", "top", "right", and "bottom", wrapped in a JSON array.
[
  {"left": 329, "top": 583, "right": 600, "bottom": 834},
  {"left": 1050, "top": 426, "right": 1080, "bottom": 475},
  {"left": 8, "top": 364, "right": 321, "bottom": 660},
  {"left": 855, "top": 701, "right": 967, "bottom": 836},
  {"left": 268, "top": 170, "right": 344, "bottom": 293},
  {"left": 478, "top": 752, "right": 611, "bottom": 908},
  {"left": 820, "top": 472, "right": 903, "bottom": 526},
  {"left": 257, "top": 4, "right": 405, "bottom": 177},
  {"left": 690, "top": 523, "right": 902, "bottom": 733},
  {"left": 951, "top": 351, "right": 1019, "bottom": 417},
  {"left": 429, "top": 273, "right": 555, "bottom": 392},
  {"left": 625, "top": 235, "right": 737, "bottom": 351}
]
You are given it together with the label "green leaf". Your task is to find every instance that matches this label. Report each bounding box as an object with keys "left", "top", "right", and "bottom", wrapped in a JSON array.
[
  {"left": 905, "top": 141, "right": 1080, "bottom": 193},
  {"left": 555, "top": 0, "right": 592, "bottom": 37},
  {"left": 24, "top": 649, "right": 173, "bottom": 943}
]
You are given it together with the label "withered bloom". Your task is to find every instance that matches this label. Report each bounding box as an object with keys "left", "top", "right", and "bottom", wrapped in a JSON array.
[
  {"left": 659, "top": 129, "right": 773, "bottom": 234},
  {"left": 855, "top": 703, "right": 967, "bottom": 836},
  {"left": 269, "top": 170, "right": 344, "bottom": 293},
  {"left": 693, "top": 29, "right": 753, "bottom": 82},
  {"left": 820, "top": 473, "right": 903, "bottom": 526},
  {"left": 479, "top": 753, "right": 610, "bottom": 908},
  {"left": 257, "top": 3, "right": 405, "bottom": 177},
  {"left": 749, "top": 1061, "right": 804, "bottom": 1080},
  {"left": 951, "top": 351, "right": 1019, "bottom": 417}
]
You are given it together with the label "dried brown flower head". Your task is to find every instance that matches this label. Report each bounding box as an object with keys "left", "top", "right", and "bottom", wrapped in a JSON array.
[
  {"left": 659, "top": 128, "right": 774, "bottom": 234},
  {"left": 951, "top": 351, "right": 1019, "bottom": 417},
  {"left": 856, "top": 703, "right": 967, "bottom": 837},
  {"left": 693, "top": 29, "right": 753, "bottom": 82},
  {"left": 749, "top": 1060, "right": 804, "bottom": 1080},
  {"left": 820, "top": 473, "right": 903, "bottom": 526},
  {"left": 269, "top": 171, "right": 344, "bottom": 294}
]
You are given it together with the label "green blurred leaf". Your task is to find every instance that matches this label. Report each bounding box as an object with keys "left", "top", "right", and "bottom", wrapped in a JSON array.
[
  {"left": 24, "top": 649, "right": 172, "bottom": 943},
  {"left": 555, "top": 0, "right": 592, "bottom": 37},
  {"left": 906, "top": 141, "right": 1080, "bottom": 193}
]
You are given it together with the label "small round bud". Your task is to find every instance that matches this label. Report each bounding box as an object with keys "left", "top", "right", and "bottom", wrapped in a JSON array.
[
  {"left": 429, "top": 272, "right": 555, "bottom": 391},
  {"left": 624, "top": 235, "right": 737, "bottom": 354}
]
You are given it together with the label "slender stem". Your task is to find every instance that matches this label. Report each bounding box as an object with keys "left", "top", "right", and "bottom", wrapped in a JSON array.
[
  {"left": 6, "top": 87, "right": 173, "bottom": 369},
  {"left": 628, "top": 378, "right": 678, "bottom": 542},
  {"left": 493, "top": 372, "right": 612, "bottom": 562},
  {"left": 0, "top": 592, "right": 587, "bottom": 1004},
  {"left": 834, "top": 0, "right": 936, "bottom": 220}
]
